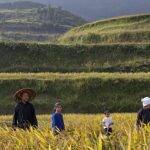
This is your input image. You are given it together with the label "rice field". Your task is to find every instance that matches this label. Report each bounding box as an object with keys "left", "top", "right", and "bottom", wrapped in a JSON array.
[{"left": 0, "top": 114, "right": 150, "bottom": 150}]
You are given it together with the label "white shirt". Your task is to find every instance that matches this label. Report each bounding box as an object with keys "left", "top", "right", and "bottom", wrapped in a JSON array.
[{"left": 102, "top": 117, "right": 113, "bottom": 128}]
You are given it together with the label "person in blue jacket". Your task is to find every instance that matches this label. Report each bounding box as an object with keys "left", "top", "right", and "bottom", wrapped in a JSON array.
[{"left": 51, "top": 102, "right": 65, "bottom": 134}]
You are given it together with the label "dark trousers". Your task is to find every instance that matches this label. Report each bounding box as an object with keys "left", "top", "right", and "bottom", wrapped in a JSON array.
[{"left": 104, "top": 128, "right": 112, "bottom": 135}]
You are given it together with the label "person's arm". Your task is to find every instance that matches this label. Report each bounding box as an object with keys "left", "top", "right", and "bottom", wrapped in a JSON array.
[
  {"left": 51, "top": 114, "right": 56, "bottom": 128},
  {"left": 61, "top": 115, "right": 65, "bottom": 130},
  {"left": 12, "top": 106, "right": 18, "bottom": 127},
  {"left": 136, "top": 110, "right": 142, "bottom": 128},
  {"left": 31, "top": 105, "right": 38, "bottom": 127},
  {"left": 51, "top": 114, "right": 60, "bottom": 133},
  {"left": 110, "top": 118, "right": 114, "bottom": 126},
  {"left": 108, "top": 119, "right": 113, "bottom": 128}
]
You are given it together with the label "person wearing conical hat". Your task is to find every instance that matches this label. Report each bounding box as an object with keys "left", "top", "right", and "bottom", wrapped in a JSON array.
[
  {"left": 136, "top": 97, "right": 150, "bottom": 128},
  {"left": 12, "top": 88, "right": 38, "bottom": 129}
]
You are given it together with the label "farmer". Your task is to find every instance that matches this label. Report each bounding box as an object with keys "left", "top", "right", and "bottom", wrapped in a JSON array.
[
  {"left": 102, "top": 111, "right": 113, "bottom": 136},
  {"left": 51, "top": 102, "right": 65, "bottom": 134},
  {"left": 12, "top": 88, "right": 38, "bottom": 129},
  {"left": 136, "top": 97, "right": 150, "bottom": 128}
]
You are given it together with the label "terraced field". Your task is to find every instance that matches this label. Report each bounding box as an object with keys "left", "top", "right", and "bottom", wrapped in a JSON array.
[
  {"left": 0, "top": 1, "right": 86, "bottom": 42},
  {"left": 58, "top": 14, "right": 150, "bottom": 44},
  {"left": 0, "top": 72, "right": 149, "bottom": 114}
]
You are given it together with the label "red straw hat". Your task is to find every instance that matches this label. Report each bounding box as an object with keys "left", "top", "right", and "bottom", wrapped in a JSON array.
[{"left": 13, "top": 88, "right": 36, "bottom": 101}]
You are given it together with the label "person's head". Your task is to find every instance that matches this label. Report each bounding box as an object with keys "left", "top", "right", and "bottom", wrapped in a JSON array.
[
  {"left": 104, "top": 111, "right": 110, "bottom": 117},
  {"left": 141, "top": 97, "right": 150, "bottom": 109},
  {"left": 20, "top": 92, "right": 30, "bottom": 103},
  {"left": 54, "top": 102, "right": 62, "bottom": 113}
]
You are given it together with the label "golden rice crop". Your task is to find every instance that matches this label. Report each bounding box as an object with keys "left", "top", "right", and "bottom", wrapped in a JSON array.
[{"left": 0, "top": 114, "right": 150, "bottom": 150}]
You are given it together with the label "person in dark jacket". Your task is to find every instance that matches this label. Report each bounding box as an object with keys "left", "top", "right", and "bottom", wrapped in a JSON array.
[
  {"left": 51, "top": 102, "right": 65, "bottom": 134},
  {"left": 12, "top": 88, "right": 38, "bottom": 129},
  {"left": 136, "top": 97, "right": 150, "bottom": 128}
]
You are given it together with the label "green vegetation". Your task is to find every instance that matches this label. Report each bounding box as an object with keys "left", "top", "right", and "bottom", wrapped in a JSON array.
[
  {"left": 0, "top": 42, "right": 149, "bottom": 72},
  {"left": 58, "top": 14, "right": 150, "bottom": 44},
  {"left": 0, "top": 114, "right": 150, "bottom": 149},
  {"left": 0, "top": 2, "right": 149, "bottom": 149},
  {"left": 0, "top": 72, "right": 149, "bottom": 114},
  {"left": 0, "top": 1, "right": 45, "bottom": 9},
  {"left": 0, "top": 1, "right": 86, "bottom": 42}
]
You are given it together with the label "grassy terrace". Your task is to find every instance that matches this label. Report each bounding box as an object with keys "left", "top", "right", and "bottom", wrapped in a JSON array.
[
  {"left": 59, "top": 14, "right": 150, "bottom": 44},
  {"left": 0, "top": 42, "right": 149, "bottom": 72},
  {"left": 0, "top": 72, "right": 149, "bottom": 113},
  {"left": 0, "top": 72, "right": 149, "bottom": 80}
]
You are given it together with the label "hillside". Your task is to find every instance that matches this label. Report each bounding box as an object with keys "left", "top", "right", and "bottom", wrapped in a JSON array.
[
  {"left": 58, "top": 14, "right": 150, "bottom": 44},
  {"left": 0, "top": 1, "right": 86, "bottom": 42},
  {"left": 0, "top": 1, "right": 45, "bottom": 9},
  {"left": 0, "top": 42, "right": 149, "bottom": 72},
  {"left": 1, "top": 0, "right": 150, "bottom": 21},
  {"left": 33, "top": 0, "right": 150, "bottom": 21}
]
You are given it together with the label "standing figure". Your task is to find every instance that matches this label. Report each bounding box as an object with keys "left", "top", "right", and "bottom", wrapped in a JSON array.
[
  {"left": 12, "top": 88, "right": 38, "bottom": 129},
  {"left": 51, "top": 102, "right": 65, "bottom": 134},
  {"left": 102, "top": 111, "right": 113, "bottom": 136},
  {"left": 136, "top": 97, "right": 150, "bottom": 128}
]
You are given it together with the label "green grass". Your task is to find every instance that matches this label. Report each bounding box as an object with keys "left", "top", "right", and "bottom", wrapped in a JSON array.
[
  {"left": 0, "top": 42, "right": 149, "bottom": 72},
  {"left": 58, "top": 14, "right": 150, "bottom": 44},
  {"left": 0, "top": 114, "right": 150, "bottom": 149},
  {"left": 0, "top": 72, "right": 149, "bottom": 114},
  {"left": 0, "top": 32, "right": 59, "bottom": 43}
]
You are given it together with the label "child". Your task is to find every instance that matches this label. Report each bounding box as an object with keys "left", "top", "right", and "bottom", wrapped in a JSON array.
[
  {"left": 51, "top": 102, "right": 65, "bottom": 134},
  {"left": 102, "top": 111, "right": 113, "bottom": 136}
]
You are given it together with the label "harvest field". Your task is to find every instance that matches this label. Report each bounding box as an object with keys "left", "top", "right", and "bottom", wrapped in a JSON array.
[
  {"left": 0, "top": 114, "right": 150, "bottom": 150},
  {"left": 0, "top": 4, "right": 149, "bottom": 149}
]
